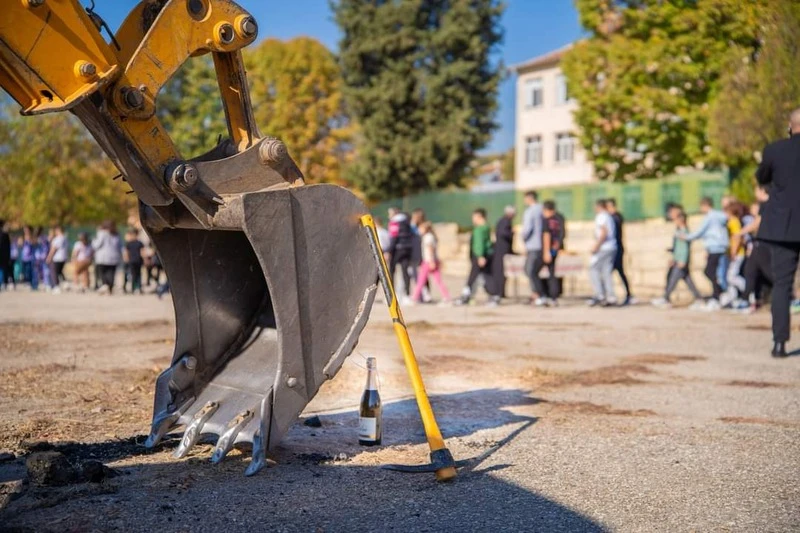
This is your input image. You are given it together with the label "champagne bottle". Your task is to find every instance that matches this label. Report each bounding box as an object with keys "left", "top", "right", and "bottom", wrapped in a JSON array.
[{"left": 358, "top": 357, "right": 382, "bottom": 446}]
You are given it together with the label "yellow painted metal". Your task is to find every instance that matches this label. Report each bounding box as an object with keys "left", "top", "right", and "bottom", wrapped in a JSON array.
[
  {"left": 0, "top": 0, "right": 119, "bottom": 114},
  {"left": 114, "top": 1, "right": 156, "bottom": 67},
  {"left": 360, "top": 214, "right": 457, "bottom": 482},
  {"left": 112, "top": 0, "right": 257, "bottom": 120},
  {"left": 212, "top": 51, "right": 259, "bottom": 149}
]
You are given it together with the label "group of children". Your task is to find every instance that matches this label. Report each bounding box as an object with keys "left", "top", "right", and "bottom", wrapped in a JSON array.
[
  {"left": 377, "top": 208, "right": 452, "bottom": 305},
  {"left": 0, "top": 220, "right": 163, "bottom": 295},
  {"left": 653, "top": 195, "right": 767, "bottom": 311}
]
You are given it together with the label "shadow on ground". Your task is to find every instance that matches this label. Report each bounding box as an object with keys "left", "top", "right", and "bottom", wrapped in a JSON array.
[{"left": 1, "top": 388, "right": 606, "bottom": 532}]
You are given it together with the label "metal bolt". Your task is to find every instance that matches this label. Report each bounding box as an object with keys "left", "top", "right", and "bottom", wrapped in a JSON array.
[
  {"left": 218, "top": 23, "right": 235, "bottom": 44},
  {"left": 79, "top": 62, "right": 97, "bottom": 78},
  {"left": 27, "top": 0, "right": 45, "bottom": 7},
  {"left": 239, "top": 16, "right": 257, "bottom": 38},
  {"left": 259, "top": 138, "right": 288, "bottom": 165},
  {"left": 168, "top": 163, "right": 199, "bottom": 193},
  {"left": 183, "top": 356, "right": 197, "bottom": 371},
  {"left": 122, "top": 87, "right": 144, "bottom": 109},
  {"left": 286, "top": 376, "right": 298, "bottom": 388}
]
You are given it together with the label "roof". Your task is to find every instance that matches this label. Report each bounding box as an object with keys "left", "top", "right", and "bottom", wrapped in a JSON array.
[{"left": 509, "top": 43, "right": 573, "bottom": 74}]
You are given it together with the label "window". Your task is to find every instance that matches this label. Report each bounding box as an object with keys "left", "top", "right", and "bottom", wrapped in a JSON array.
[
  {"left": 525, "top": 135, "right": 542, "bottom": 166},
  {"left": 555, "top": 133, "right": 575, "bottom": 163},
  {"left": 555, "top": 74, "right": 570, "bottom": 105},
  {"left": 524, "top": 77, "right": 543, "bottom": 108}
]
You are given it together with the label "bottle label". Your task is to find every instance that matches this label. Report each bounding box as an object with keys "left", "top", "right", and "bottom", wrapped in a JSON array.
[{"left": 358, "top": 417, "right": 378, "bottom": 441}]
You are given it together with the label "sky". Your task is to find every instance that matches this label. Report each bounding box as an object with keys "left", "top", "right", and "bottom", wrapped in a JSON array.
[{"left": 97, "top": 0, "right": 582, "bottom": 154}]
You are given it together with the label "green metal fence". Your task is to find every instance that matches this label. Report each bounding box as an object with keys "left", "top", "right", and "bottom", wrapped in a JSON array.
[{"left": 373, "top": 170, "right": 728, "bottom": 227}]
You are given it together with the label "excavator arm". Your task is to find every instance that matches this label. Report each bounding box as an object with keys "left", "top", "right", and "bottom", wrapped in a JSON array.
[{"left": 0, "top": 0, "right": 378, "bottom": 475}]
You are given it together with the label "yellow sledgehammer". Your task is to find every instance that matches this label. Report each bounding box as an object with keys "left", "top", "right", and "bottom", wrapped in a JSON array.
[{"left": 360, "top": 215, "right": 464, "bottom": 482}]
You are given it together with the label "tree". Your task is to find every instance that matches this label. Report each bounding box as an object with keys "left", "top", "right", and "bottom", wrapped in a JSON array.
[
  {"left": 561, "top": 0, "right": 764, "bottom": 181},
  {"left": 246, "top": 37, "right": 353, "bottom": 184},
  {"left": 708, "top": 0, "right": 800, "bottom": 200},
  {"left": 158, "top": 38, "right": 351, "bottom": 183},
  {"left": 333, "top": 0, "right": 504, "bottom": 201},
  {"left": 158, "top": 56, "right": 227, "bottom": 158},
  {"left": 0, "top": 99, "right": 132, "bottom": 227}
]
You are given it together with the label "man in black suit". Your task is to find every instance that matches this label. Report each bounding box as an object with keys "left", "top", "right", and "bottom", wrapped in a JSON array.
[
  {"left": 491, "top": 205, "right": 516, "bottom": 298},
  {"left": 755, "top": 108, "right": 800, "bottom": 358}
]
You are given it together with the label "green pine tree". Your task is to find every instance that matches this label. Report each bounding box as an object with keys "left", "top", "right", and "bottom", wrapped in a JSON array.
[{"left": 333, "top": 0, "right": 504, "bottom": 201}]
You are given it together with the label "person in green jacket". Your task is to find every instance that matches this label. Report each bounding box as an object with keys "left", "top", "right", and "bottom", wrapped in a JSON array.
[
  {"left": 652, "top": 212, "right": 702, "bottom": 307},
  {"left": 456, "top": 208, "right": 500, "bottom": 306}
]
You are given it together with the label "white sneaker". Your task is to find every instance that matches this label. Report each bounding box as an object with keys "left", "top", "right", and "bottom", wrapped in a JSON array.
[
  {"left": 719, "top": 291, "right": 734, "bottom": 308},
  {"left": 533, "top": 297, "right": 546, "bottom": 307},
  {"left": 651, "top": 297, "right": 670, "bottom": 308},
  {"left": 704, "top": 299, "right": 721, "bottom": 311},
  {"left": 400, "top": 296, "right": 413, "bottom": 307},
  {"left": 689, "top": 300, "right": 706, "bottom": 311}
]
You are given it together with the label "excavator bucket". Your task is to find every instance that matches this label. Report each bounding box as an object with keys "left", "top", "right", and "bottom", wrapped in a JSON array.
[{"left": 144, "top": 184, "right": 378, "bottom": 474}]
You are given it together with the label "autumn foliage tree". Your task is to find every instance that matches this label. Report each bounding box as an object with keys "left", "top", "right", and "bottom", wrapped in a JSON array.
[
  {"left": 158, "top": 37, "right": 351, "bottom": 184},
  {"left": 561, "top": 0, "right": 764, "bottom": 181},
  {"left": 707, "top": 0, "right": 800, "bottom": 200},
  {"left": 0, "top": 99, "right": 132, "bottom": 227},
  {"left": 246, "top": 37, "right": 353, "bottom": 184}
]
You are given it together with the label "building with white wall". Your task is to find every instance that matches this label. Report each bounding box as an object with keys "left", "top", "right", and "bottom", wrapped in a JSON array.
[{"left": 511, "top": 44, "right": 594, "bottom": 190}]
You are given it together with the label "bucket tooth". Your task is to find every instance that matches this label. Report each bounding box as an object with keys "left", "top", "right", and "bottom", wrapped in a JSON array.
[
  {"left": 211, "top": 410, "right": 254, "bottom": 464},
  {"left": 145, "top": 411, "right": 180, "bottom": 449},
  {"left": 174, "top": 401, "right": 219, "bottom": 459},
  {"left": 245, "top": 429, "right": 267, "bottom": 477},
  {"left": 244, "top": 395, "right": 272, "bottom": 477}
]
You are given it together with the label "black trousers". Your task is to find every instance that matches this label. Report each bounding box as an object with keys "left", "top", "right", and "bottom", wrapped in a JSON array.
[
  {"left": 389, "top": 247, "right": 413, "bottom": 296},
  {"left": 97, "top": 264, "right": 116, "bottom": 292},
  {"left": 465, "top": 256, "right": 495, "bottom": 298},
  {"left": 128, "top": 262, "right": 143, "bottom": 291},
  {"left": 704, "top": 253, "right": 724, "bottom": 300},
  {"left": 744, "top": 242, "right": 772, "bottom": 303},
  {"left": 766, "top": 241, "right": 800, "bottom": 343},
  {"left": 543, "top": 256, "right": 559, "bottom": 300},
  {"left": 613, "top": 249, "right": 631, "bottom": 298},
  {"left": 492, "top": 252, "right": 507, "bottom": 298}
]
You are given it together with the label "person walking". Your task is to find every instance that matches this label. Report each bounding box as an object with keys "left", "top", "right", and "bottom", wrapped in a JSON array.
[
  {"left": 542, "top": 201, "right": 563, "bottom": 306},
  {"left": 721, "top": 201, "right": 747, "bottom": 307},
  {"left": 755, "top": 108, "right": 800, "bottom": 357},
  {"left": 20, "top": 226, "right": 37, "bottom": 290},
  {"left": 46, "top": 226, "right": 69, "bottom": 292},
  {"left": 605, "top": 198, "right": 633, "bottom": 305},
  {"left": 410, "top": 208, "right": 430, "bottom": 303},
  {"left": 411, "top": 221, "right": 451, "bottom": 304},
  {"left": 651, "top": 212, "right": 702, "bottom": 307},
  {"left": 492, "top": 205, "right": 516, "bottom": 299},
  {"left": 92, "top": 221, "right": 122, "bottom": 294},
  {"left": 681, "top": 197, "right": 729, "bottom": 310},
  {"left": 588, "top": 199, "right": 618, "bottom": 306},
  {"left": 0, "top": 220, "right": 9, "bottom": 291},
  {"left": 456, "top": 208, "right": 497, "bottom": 306},
  {"left": 739, "top": 189, "right": 772, "bottom": 313},
  {"left": 71, "top": 232, "right": 93, "bottom": 292},
  {"left": 387, "top": 207, "right": 415, "bottom": 302},
  {"left": 521, "top": 191, "right": 546, "bottom": 306},
  {"left": 123, "top": 228, "right": 145, "bottom": 294}
]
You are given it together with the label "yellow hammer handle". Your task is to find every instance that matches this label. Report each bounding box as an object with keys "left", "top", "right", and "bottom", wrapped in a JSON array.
[{"left": 360, "top": 214, "right": 456, "bottom": 481}]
